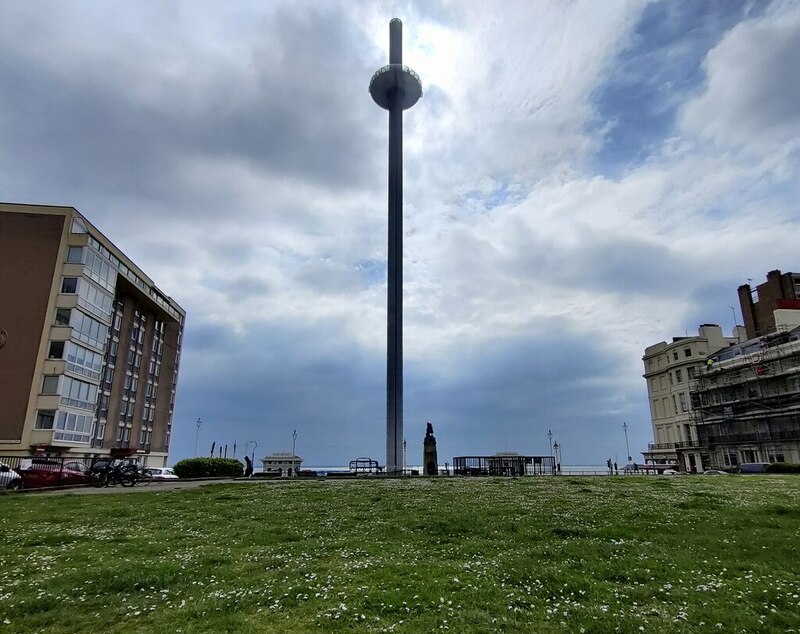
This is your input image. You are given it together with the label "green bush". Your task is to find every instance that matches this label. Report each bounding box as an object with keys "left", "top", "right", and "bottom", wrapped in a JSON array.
[
  {"left": 766, "top": 462, "right": 800, "bottom": 474},
  {"left": 172, "top": 458, "right": 243, "bottom": 478}
]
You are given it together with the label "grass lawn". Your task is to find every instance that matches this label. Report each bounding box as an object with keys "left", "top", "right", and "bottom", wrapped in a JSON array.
[{"left": 1, "top": 476, "right": 799, "bottom": 633}]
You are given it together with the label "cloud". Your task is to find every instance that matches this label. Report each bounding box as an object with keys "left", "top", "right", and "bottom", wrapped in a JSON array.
[
  {"left": 1, "top": 0, "right": 798, "bottom": 468},
  {"left": 680, "top": 0, "right": 800, "bottom": 151}
]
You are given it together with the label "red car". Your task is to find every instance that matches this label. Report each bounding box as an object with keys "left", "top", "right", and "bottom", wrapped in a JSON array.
[{"left": 17, "top": 459, "right": 91, "bottom": 488}]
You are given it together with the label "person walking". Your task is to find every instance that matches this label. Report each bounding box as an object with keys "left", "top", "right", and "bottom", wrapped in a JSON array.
[{"left": 244, "top": 455, "right": 253, "bottom": 477}]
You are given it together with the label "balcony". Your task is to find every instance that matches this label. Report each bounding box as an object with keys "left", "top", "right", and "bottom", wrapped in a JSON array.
[
  {"left": 647, "top": 442, "right": 676, "bottom": 450},
  {"left": 702, "top": 428, "right": 800, "bottom": 445}
]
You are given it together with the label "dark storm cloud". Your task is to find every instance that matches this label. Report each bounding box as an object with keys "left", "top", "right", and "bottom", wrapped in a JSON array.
[
  {"left": 174, "top": 318, "right": 386, "bottom": 461},
  {"left": 171, "top": 317, "right": 648, "bottom": 466},
  {"left": 0, "top": 4, "right": 383, "bottom": 214}
]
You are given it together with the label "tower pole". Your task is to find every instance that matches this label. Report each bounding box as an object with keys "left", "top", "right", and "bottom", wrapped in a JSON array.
[
  {"left": 369, "top": 19, "right": 422, "bottom": 475},
  {"left": 387, "top": 19, "right": 403, "bottom": 475}
]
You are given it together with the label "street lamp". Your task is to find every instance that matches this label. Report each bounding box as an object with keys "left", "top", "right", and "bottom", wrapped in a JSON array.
[
  {"left": 194, "top": 418, "right": 202, "bottom": 456},
  {"left": 403, "top": 438, "right": 407, "bottom": 474},
  {"left": 623, "top": 421, "right": 631, "bottom": 464},
  {"left": 547, "top": 429, "right": 553, "bottom": 457},
  {"left": 246, "top": 440, "right": 257, "bottom": 470},
  {"left": 292, "top": 429, "right": 297, "bottom": 457},
  {"left": 553, "top": 441, "right": 560, "bottom": 474}
]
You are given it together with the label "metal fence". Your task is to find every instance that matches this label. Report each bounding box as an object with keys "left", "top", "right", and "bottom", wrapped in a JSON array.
[{"left": 0, "top": 455, "right": 142, "bottom": 490}]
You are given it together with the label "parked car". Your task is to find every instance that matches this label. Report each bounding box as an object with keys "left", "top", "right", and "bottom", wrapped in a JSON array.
[
  {"left": 0, "top": 462, "right": 23, "bottom": 490},
  {"left": 147, "top": 467, "right": 179, "bottom": 480},
  {"left": 661, "top": 469, "right": 680, "bottom": 475},
  {"left": 702, "top": 469, "right": 730, "bottom": 475},
  {"left": 738, "top": 462, "right": 770, "bottom": 474},
  {"left": 17, "top": 458, "right": 91, "bottom": 488}
]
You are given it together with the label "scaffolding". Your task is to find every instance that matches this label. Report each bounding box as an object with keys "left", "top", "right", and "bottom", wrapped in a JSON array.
[{"left": 690, "top": 327, "right": 800, "bottom": 468}]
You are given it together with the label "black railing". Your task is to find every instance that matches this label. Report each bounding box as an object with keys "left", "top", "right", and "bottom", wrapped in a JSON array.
[{"left": 0, "top": 455, "right": 93, "bottom": 490}]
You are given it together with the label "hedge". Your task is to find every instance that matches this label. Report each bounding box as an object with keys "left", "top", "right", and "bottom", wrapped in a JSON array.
[
  {"left": 766, "top": 462, "right": 800, "bottom": 474},
  {"left": 172, "top": 457, "right": 244, "bottom": 478}
]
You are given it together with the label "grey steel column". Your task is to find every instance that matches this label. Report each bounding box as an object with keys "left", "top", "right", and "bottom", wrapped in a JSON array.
[{"left": 369, "top": 19, "right": 422, "bottom": 474}]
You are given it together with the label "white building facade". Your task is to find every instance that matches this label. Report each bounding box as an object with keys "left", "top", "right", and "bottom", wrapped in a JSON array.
[{"left": 642, "top": 324, "right": 744, "bottom": 471}]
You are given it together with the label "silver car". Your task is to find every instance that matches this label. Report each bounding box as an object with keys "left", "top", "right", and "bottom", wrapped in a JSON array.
[
  {"left": 0, "top": 462, "right": 23, "bottom": 490},
  {"left": 147, "top": 467, "right": 179, "bottom": 480}
]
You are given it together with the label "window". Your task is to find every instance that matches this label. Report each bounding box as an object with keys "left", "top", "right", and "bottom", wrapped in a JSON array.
[
  {"left": 70, "top": 310, "right": 109, "bottom": 350},
  {"left": 61, "top": 277, "right": 78, "bottom": 294},
  {"left": 684, "top": 348, "right": 692, "bottom": 358},
  {"left": 723, "top": 452, "right": 738, "bottom": 466},
  {"left": 687, "top": 367, "right": 696, "bottom": 380},
  {"left": 98, "top": 394, "right": 109, "bottom": 419},
  {"left": 127, "top": 351, "right": 142, "bottom": 374},
  {"left": 60, "top": 376, "right": 99, "bottom": 411},
  {"left": 119, "top": 399, "right": 135, "bottom": 423},
  {"left": 53, "top": 410, "right": 93, "bottom": 444},
  {"left": 64, "top": 342, "right": 103, "bottom": 380},
  {"left": 767, "top": 448, "right": 785, "bottom": 463},
  {"left": 116, "top": 425, "right": 131, "bottom": 444},
  {"left": 673, "top": 351, "right": 679, "bottom": 361},
  {"left": 672, "top": 395, "right": 677, "bottom": 414},
  {"left": 139, "top": 427, "right": 152, "bottom": 447},
  {"left": 71, "top": 218, "right": 88, "bottom": 234},
  {"left": 42, "top": 375, "right": 59, "bottom": 394},
  {"left": 35, "top": 410, "right": 55, "bottom": 430},
  {"left": 55, "top": 308, "right": 71, "bottom": 326},
  {"left": 66, "top": 246, "right": 84, "bottom": 263},
  {"left": 679, "top": 392, "right": 688, "bottom": 412},
  {"left": 675, "top": 369, "right": 683, "bottom": 383},
  {"left": 77, "top": 279, "right": 113, "bottom": 321},
  {"left": 660, "top": 376, "right": 667, "bottom": 390},
  {"left": 85, "top": 248, "right": 116, "bottom": 292},
  {"left": 668, "top": 372, "right": 674, "bottom": 386},
  {"left": 650, "top": 378, "right": 658, "bottom": 392},
  {"left": 48, "top": 341, "right": 65, "bottom": 359}
]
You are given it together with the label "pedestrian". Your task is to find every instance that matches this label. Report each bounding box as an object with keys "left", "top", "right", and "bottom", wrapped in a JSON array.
[
  {"left": 244, "top": 455, "right": 253, "bottom": 477},
  {"left": 607, "top": 458, "right": 613, "bottom": 475},
  {"left": 613, "top": 460, "right": 618, "bottom": 475}
]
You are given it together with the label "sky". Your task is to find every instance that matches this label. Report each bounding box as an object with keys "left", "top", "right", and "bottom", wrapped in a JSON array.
[{"left": 2, "top": 0, "right": 799, "bottom": 467}]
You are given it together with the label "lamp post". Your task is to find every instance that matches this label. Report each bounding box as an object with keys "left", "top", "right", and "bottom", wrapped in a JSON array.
[
  {"left": 246, "top": 441, "right": 257, "bottom": 471},
  {"left": 547, "top": 428, "right": 553, "bottom": 458},
  {"left": 403, "top": 438, "right": 407, "bottom": 474},
  {"left": 194, "top": 418, "right": 202, "bottom": 456},
  {"left": 623, "top": 421, "right": 631, "bottom": 464},
  {"left": 292, "top": 429, "right": 297, "bottom": 457},
  {"left": 553, "top": 441, "right": 560, "bottom": 474}
]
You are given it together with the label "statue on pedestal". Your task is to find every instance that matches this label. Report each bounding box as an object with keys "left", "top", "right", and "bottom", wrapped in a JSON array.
[{"left": 423, "top": 422, "right": 438, "bottom": 476}]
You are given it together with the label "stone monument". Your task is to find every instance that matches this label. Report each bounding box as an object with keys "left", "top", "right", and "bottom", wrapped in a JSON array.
[{"left": 423, "top": 422, "right": 438, "bottom": 476}]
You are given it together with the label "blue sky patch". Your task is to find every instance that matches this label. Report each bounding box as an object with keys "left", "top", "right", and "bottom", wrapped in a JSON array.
[{"left": 589, "top": 0, "right": 770, "bottom": 177}]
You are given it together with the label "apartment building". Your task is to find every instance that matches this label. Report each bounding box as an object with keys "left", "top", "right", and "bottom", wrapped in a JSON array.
[
  {"left": 641, "top": 324, "right": 744, "bottom": 471},
  {"left": 0, "top": 203, "right": 185, "bottom": 466}
]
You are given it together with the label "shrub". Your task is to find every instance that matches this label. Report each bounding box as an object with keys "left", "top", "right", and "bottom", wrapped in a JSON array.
[
  {"left": 172, "top": 458, "right": 243, "bottom": 479},
  {"left": 766, "top": 462, "right": 800, "bottom": 474}
]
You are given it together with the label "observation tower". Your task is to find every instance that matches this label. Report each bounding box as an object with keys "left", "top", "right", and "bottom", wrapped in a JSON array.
[{"left": 369, "top": 19, "right": 422, "bottom": 474}]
